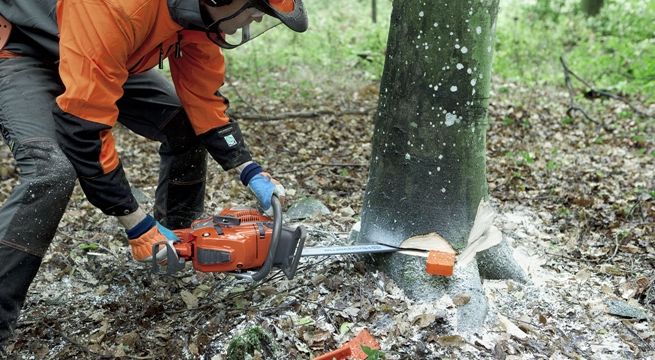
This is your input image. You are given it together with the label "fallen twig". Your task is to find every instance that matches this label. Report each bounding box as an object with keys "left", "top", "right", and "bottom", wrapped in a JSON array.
[
  {"left": 234, "top": 107, "right": 376, "bottom": 121},
  {"left": 224, "top": 75, "right": 260, "bottom": 115},
  {"left": 277, "top": 162, "right": 368, "bottom": 174},
  {"left": 560, "top": 56, "right": 602, "bottom": 127},
  {"left": 559, "top": 56, "right": 652, "bottom": 131},
  {"left": 621, "top": 320, "right": 654, "bottom": 351}
]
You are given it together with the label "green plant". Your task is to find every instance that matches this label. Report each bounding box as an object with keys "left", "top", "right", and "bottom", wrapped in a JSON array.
[
  {"left": 362, "top": 345, "right": 385, "bottom": 359},
  {"left": 226, "top": 326, "right": 279, "bottom": 360},
  {"left": 518, "top": 150, "right": 535, "bottom": 165},
  {"left": 561, "top": 116, "right": 574, "bottom": 125},
  {"left": 546, "top": 160, "right": 560, "bottom": 171}
]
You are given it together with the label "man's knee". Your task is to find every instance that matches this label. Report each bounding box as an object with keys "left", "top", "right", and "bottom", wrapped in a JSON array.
[
  {"left": 0, "top": 140, "right": 76, "bottom": 257},
  {"left": 15, "top": 140, "right": 76, "bottom": 195}
]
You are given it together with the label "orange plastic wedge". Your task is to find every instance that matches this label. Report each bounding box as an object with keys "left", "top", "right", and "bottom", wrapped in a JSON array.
[
  {"left": 426, "top": 250, "right": 456, "bottom": 276},
  {"left": 314, "top": 329, "right": 380, "bottom": 360}
]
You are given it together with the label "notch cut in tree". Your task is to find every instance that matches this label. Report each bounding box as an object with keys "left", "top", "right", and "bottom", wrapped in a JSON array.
[{"left": 359, "top": 0, "right": 526, "bottom": 332}]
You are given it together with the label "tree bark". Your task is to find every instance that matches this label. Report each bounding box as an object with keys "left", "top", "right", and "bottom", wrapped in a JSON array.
[
  {"left": 361, "top": 0, "right": 497, "bottom": 248},
  {"left": 359, "top": 0, "right": 524, "bottom": 332},
  {"left": 581, "top": 0, "right": 604, "bottom": 16}
]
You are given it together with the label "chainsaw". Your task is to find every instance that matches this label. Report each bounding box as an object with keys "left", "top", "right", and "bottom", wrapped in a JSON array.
[{"left": 152, "top": 196, "right": 454, "bottom": 281}]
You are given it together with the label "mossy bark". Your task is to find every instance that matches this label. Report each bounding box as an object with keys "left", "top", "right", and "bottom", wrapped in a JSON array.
[
  {"left": 581, "top": 0, "right": 604, "bottom": 16},
  {"left": 361, "top": 0, "right": 498, "bottom": 250},
  {"left": 359, "top": 0, "right": 520, "bottom": 332}
]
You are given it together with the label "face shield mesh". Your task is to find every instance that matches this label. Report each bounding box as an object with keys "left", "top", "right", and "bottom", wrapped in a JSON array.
[
  {"left": 206, "top": 14, "right": 282, "bottom": 49},
  {"left": 204, "top": 0, "right": 307, "bottom": 49}
]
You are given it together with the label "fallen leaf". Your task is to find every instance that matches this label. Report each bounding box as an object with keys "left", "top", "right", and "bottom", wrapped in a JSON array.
[
  {"left": 297, "top": 316, "right": 315, "bottom": 326},
  {"left": 575, "top": 269, "right": 592, "bottom": 283},
  {"left": 498, "top": 314, "right": 528, "bottom": 340},
  {"left": 436, "top": 335, "right": 467, "bottom": 347},
  {"left": 452, "top": 293, "right": 472, "bottom": 306},
  {"left": 340, "top": 322, "right": 354, "bottom": 335},
  {"left": 180, "top": 290, "right": 198, "bottom": 309},
  {"left": 303, "top": 330, "right": 331, "bottom": 345}
]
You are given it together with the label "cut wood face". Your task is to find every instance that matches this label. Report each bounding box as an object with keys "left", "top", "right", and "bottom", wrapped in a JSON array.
[{"left": 400, "top": 233, "right": 455, "bottom": 254}]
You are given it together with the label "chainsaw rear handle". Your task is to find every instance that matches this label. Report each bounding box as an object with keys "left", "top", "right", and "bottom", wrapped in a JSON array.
[{"left": 232, "top": 194, "right": 283, "bottom": 282}]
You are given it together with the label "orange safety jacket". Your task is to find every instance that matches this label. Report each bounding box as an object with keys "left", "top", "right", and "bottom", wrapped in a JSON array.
[
  {"left": 0, "top": 0, "right": 253, "bottom": 215},
  {"left": 56, "top": 0, "right": 230, "bottom": 134}
]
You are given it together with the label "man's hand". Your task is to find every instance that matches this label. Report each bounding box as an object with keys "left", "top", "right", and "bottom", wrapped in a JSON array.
[
  {"left": 248, "top": 172, "right": 286, "bottom": 211},
  {"left": 125, "top": 214, "right": 179, "bottom": 262},
  {"left": 238, "top": 162, "right": 285, "bottom": 211}
]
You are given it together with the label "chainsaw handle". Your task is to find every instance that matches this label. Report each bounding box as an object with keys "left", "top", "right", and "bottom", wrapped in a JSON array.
[{"left": 233, "top": 194, "right": 282, "bottom": 282}]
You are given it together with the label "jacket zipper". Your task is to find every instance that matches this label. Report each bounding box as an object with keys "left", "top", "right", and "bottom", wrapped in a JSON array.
[{"left": 158, "top": 33, "right": 183, "bottom": 70}]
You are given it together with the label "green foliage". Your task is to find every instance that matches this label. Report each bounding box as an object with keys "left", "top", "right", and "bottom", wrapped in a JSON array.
[
  {"left": 223, "top": 0, "right": 392, "bottom": 103},
  {"left": 219, "top": 0, "right": 653, "bottom": 104},
  {"left": 226, "top": 326, "right": 279, "bottom": 360},
  {"left": 495, "top": 0, "right": 655, "bottom": 102},
  {"left": 362, "top": 345, "right": 385, "bottom": 359}
]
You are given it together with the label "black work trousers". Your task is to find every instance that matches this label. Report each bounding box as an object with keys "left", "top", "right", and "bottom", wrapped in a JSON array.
[{"left": 0, "top": 56, "right": 207, "bottom": 344}]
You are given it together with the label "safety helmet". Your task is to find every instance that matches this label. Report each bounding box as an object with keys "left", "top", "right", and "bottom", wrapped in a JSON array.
[{"left": 204, "top": 0, "right": 308, "bottom": 49}]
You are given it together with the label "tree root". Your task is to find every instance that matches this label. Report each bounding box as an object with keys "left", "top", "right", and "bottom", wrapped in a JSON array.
[
  {"left": 476, "top": 238, "right": 528, "bottom": 283},
  {"left": 372, "top": 238, "right": 527, "bottom": 333}
]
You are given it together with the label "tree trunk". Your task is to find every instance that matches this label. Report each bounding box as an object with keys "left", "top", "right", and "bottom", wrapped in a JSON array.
[
  {"left": 372, "top": 0, "right": 377, "bottom": 23},
  {"left": 581, "top": 0, "right": 604, "bottom": 16},
  {"left": 359, "top": 0, "right": 525, "bottom": 332}
]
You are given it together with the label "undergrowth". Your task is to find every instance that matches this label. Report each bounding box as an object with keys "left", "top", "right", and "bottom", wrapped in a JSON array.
[
  {"left": 219, "top": 0, "right": 654, "bottom": 104},
  {"left": 495, "top": 0, "right": 655, "bottom": 102}
]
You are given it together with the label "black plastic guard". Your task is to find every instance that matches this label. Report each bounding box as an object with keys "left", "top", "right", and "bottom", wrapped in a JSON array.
[
  {"left": 151, "top": 242, "right": 186, "bottom": 275},
  {"left": 273, "top": 226, "right": 306, "bottom": 280}
]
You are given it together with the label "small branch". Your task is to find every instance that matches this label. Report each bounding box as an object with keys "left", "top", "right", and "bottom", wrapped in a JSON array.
[
  {"left": 47, "top": 325, "right": 110, "bottom": 359},
  {"left": 277, "top": 162, "right": 368, "bottom": 174},
  {"left": 606, "top": 233, "right": 620, "bottom": 263},
  {"left": 560, "top": 56, "right": 601, "bottom": 126},
  {"left": 545, "top": 251, "right": 604, "bottom": 264},
  {"left": 234, "top": 108, "right": 376, "bottom": 121},
  {"left": 622, "top": 320, "right": 654, "bottom": 351},
  {"left": 224, "top": 75, "right": 260, "bottom": 115},
  {"left": 559, "top": 56, "right": 653, "bottom": 130},
  {"left": 566, "top": 70, "right": 651, "bottom": 118}
]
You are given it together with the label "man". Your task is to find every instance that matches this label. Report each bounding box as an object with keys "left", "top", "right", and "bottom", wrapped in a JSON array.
[{"left": 0, "top": 0, "right": 307, "bottom": 347}]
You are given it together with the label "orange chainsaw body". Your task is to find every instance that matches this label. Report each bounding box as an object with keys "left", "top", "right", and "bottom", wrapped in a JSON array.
[{"left": 173, "top": 208, "right": 274, "bottom": 273}]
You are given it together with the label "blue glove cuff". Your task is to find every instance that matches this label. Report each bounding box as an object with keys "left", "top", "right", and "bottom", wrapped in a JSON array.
[
  {"left": 126, "top": 215, "right": 156, "bottom": 239},
  {"left": 240, "top": 162, "right": 263, "bottom": 186}
]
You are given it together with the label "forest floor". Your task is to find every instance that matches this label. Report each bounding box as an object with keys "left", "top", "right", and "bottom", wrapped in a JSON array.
[{"left": 1, "top": 78, "right": 654, "bottom": 359}]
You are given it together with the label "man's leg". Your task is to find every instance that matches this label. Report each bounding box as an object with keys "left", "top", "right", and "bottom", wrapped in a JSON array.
[
  {"left": 118, "top": 70, "right": 207, "bottom": 229},
  {"left": 0, "top": 57, "right": 76, "bottom": 344}
]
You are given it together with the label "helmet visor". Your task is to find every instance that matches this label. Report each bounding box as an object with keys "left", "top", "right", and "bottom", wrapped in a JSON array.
[
  {"left": 260, "top": 0, "right": 308, "bottom": 33},
  {"left": 205, "top": 0, "right": 307, "bottom": 49},
  {"left": 207, "top": 15, "right": 282, "bottom": 49}
]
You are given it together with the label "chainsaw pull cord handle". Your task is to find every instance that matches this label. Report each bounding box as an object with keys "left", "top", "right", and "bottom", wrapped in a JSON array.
[{"left": 234, "top": 194, "right": 282, "bottom": 282}]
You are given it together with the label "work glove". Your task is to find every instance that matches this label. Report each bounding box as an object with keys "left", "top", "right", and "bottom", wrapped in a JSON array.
[
  {"left": 125, "top": 215, "right": 179, "bottom": 263},
  {"left": 240, "top": 162, "right": 285, "bottom": 211}
]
